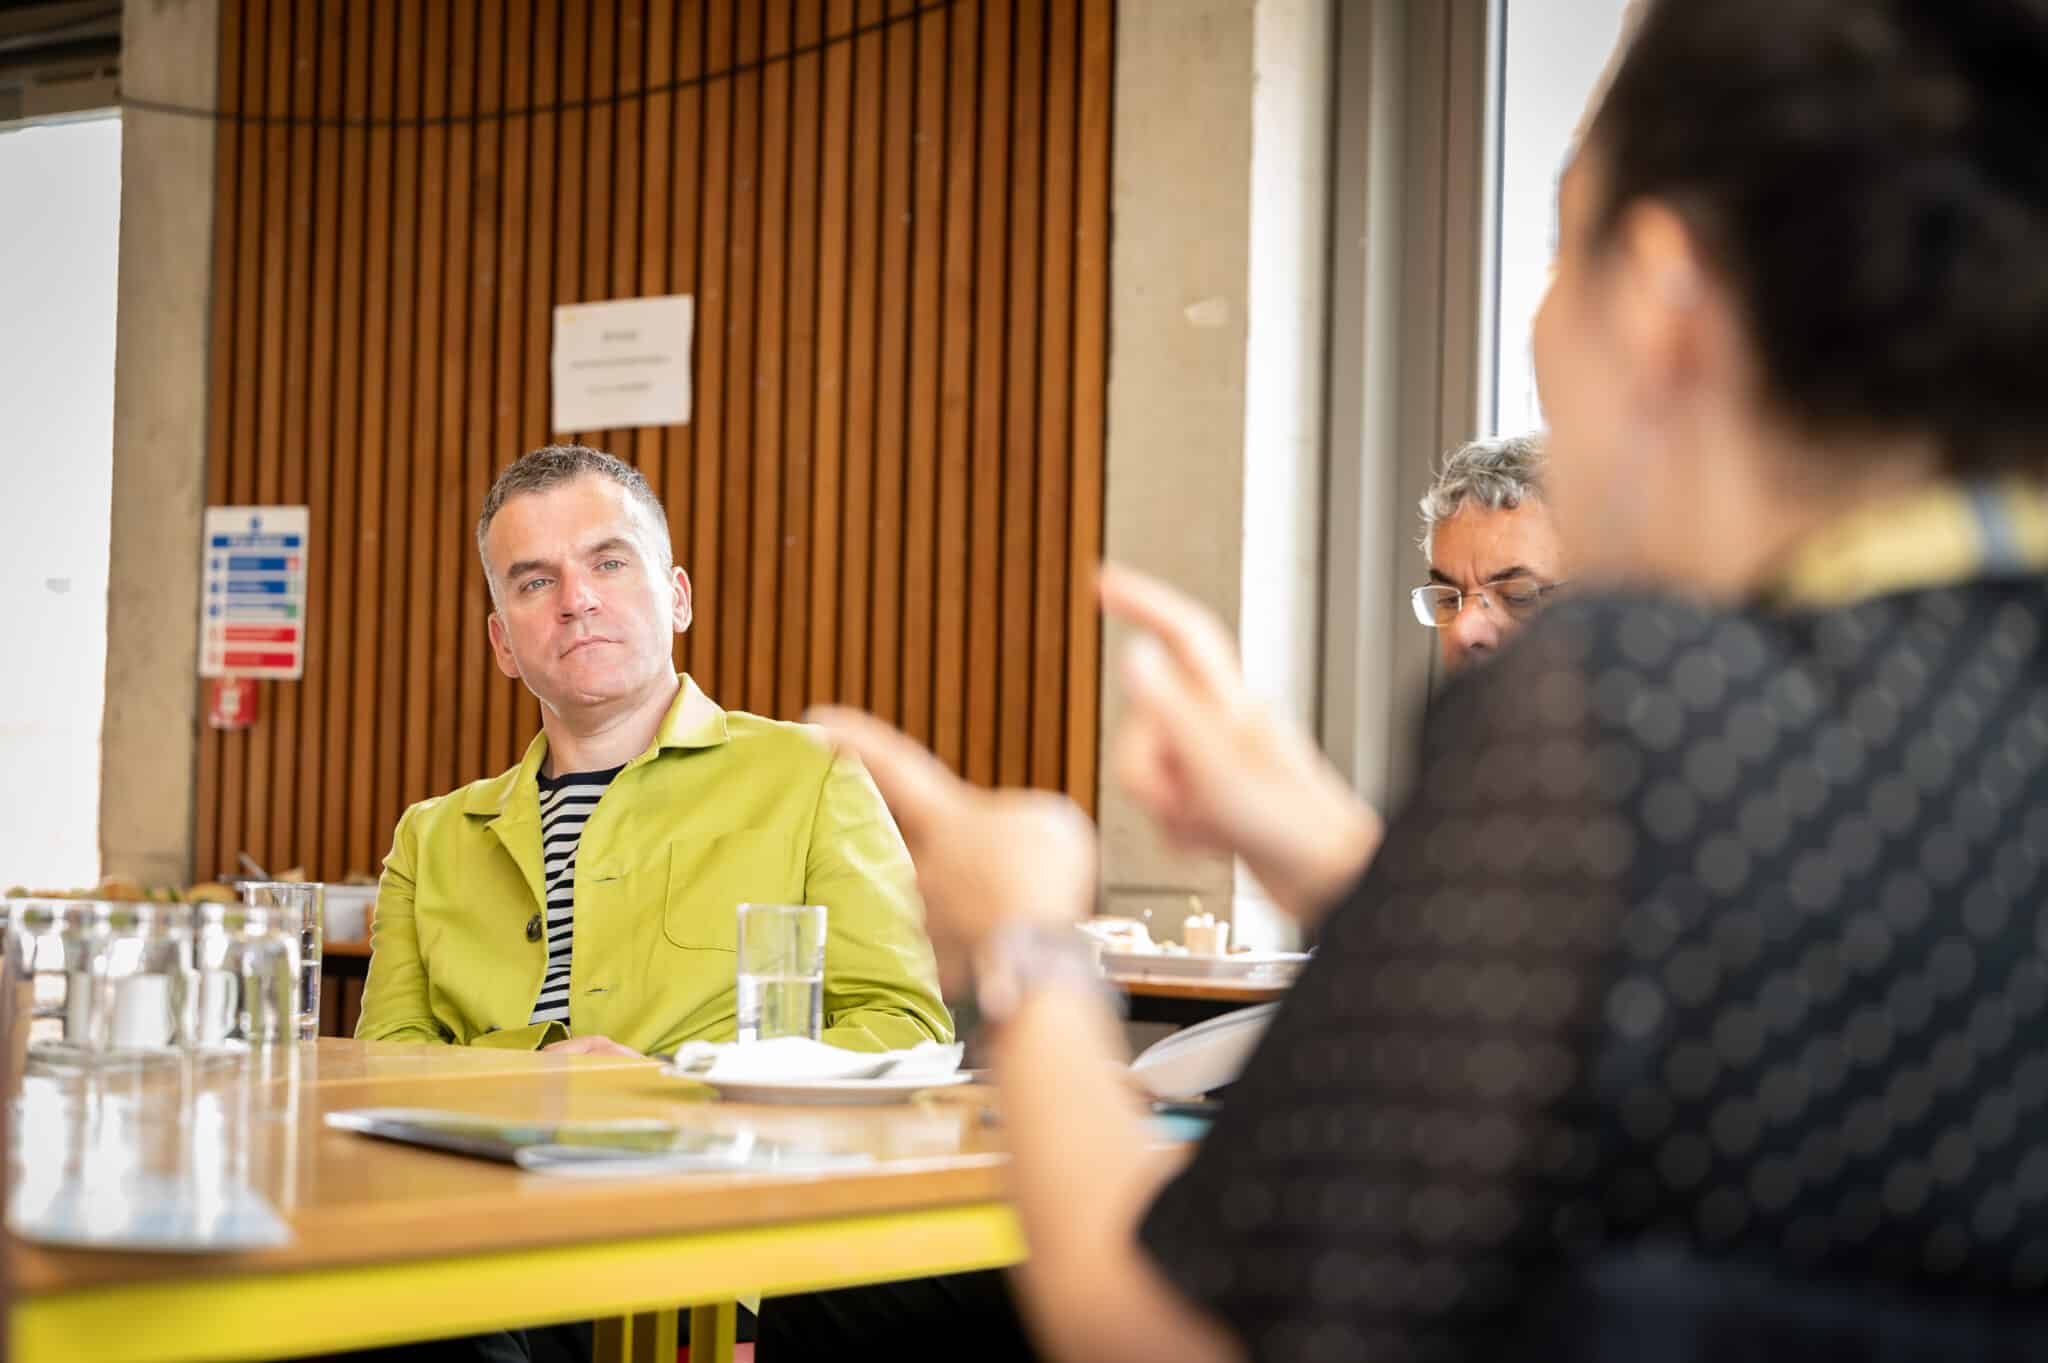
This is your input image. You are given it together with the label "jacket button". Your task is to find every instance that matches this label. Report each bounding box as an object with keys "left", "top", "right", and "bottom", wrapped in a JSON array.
[{"left": 526, "top": 914, "right": 542, "bottom": 942}]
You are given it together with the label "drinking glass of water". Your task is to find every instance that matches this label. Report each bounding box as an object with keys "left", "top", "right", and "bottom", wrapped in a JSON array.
[
  {"left": 240, "top": 881, "right": 322, "bottom": 1040},
  {"left": 735, "top": 903, "right": 826, "bottom": 1043}
]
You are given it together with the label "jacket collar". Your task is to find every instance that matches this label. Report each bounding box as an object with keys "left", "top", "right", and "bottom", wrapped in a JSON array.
[
  {"left": 461, "top": 674, "right": 728, "bottom": 818},
  {"left": 1765, "top": 477, "right": 2048, "bottom": 610}
]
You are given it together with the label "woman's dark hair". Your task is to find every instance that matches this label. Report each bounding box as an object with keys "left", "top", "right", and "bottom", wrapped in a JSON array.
[{"left": 1587, "top": 0, "right": 2048, "bottom": 474}]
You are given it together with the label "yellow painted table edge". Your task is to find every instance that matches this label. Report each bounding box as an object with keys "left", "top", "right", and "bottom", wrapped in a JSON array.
[{"left": 15, "top": 1201, "right": 1024, "bottom": 1363}]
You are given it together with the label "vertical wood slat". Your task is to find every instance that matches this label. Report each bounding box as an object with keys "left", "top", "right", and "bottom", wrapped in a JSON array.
[
  {"left": 965, "top": 0, "right": 1013, "bottom": 788},
  {"left": 555, "top": 0, "right": 591, "bottom": 456},
  {"left": 837, "top": 0, "right": 886, "bottom": 712},
  {"left": 514, "top": 0, "right": 562, "bottom": 754},
  {"left": 324, "top": 0, "right": 369, "bottom": 870},
  {"left": 373, "top": 1, "right": 423, "bottom": 867},
  {"left": 582, "top": 0, "right": 618, "bottom": 450},
  {"left": 776, "top": 0, "right": 825, "bottom": 723},
  {"left": 1031, "top": 0, "right": 1077, "bottom": 793},
  {"left": 400, "top": 0, "right": 449, "bottom": 824},
  {"left": 745, "top": 0, "right": 793, "bottom": 718},
  {"left": 1068, "top": 0, "right": 1113, "bottom": 814},
  {"left": 485, "top": 0, "right": 534, "bottom": 781},
  {"left": 634, "top": 0, "right": 672, "bottom": 516},
  {"left": 215, "top": 0, "right": 267, "bottom": 877},
  {"left": 307, "top": 0, "right": 349, "bottom": 881},
  {"left": 999, "top": 0, "right": 1045, "bottom": 789},
  {"left": 689, "top": 0, "right": 733, "bottom": 692},
  {"left": 299, "top": 0, "right": 344, "bottom": 875},
  {"left": 806, "top": 0, "right": 855, "bottom": 709},
  {"left": 243, "top": 0, "right": 293, "bottom": 871},
  {"left": 344, "top": 0, "right": 396, "bottom": 879},
  {"left": 458, "top": 0, "right": 504, "bottom": 791},
  {"left": 197, "top": 0, "right": 1114, "bottom": 884},
  {"left": 430, "top": 0, "right": 476, "bottom": 807},
  {"left": 717, "top": 0, "right": 762, "bottom": 703},
  {"left": 930, "top": 0, "right": 979, "bottom": 775},
  {"left": 666, "top": 0, "right": 705, "bottom": 680},
  {"left": 611, "top": 0, "right": 649, "bottom": 468},
  {"left": 269, "top": 1, "right": 318, "bottom": 875},
  {"left": 898, "top": 0, "right": 948, "bottom": 743},
  {"left": 866, "top": 0, "right": 916, "bottom": 725}
]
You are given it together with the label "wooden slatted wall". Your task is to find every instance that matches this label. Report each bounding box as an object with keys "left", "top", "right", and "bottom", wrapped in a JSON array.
[{"left": 194, "top": 0, "right": 1111, "bottom": 883}]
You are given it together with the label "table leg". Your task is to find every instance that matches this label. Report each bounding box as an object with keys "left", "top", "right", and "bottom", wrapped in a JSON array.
[
  {"left": 689, "top": 1300, "right": 737, "bottom": 1363},
  {"left": 592, "top": 1307, "right": 680, "bottom": 1363}
]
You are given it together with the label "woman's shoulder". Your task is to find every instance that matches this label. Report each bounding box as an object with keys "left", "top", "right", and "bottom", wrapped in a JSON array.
[
  {"left": 1461, "top": 577, "right": 2048, "bottom": 729},
  {"left": 1412, "top": 577, "right": 2048, "bottom": 844}
]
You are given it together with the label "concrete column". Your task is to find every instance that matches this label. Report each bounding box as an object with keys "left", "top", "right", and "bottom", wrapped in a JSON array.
[
  {"left": 1099, "top": 0, "right": 1333, "bottom": 950},
  {"left": 99, "top": 0, "right": 219, "bottom": 885}
]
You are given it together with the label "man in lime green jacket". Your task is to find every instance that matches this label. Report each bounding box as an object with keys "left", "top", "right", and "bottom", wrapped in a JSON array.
[{"left": 357, "top": 445, "right": 950, "bottom": 1056}]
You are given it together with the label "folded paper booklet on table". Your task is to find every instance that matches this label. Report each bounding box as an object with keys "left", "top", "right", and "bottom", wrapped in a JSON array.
[{"left": 324, "top": 1107, "right": 871, "bottom": 1176}]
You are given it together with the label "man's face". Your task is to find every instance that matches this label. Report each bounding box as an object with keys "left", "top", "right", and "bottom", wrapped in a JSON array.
[
  {"left": 483, "top": 475, "right": 691, "bottom": 718},
  {"left": 1426, "top": 498, "right": 1566, "bottom": 674}
]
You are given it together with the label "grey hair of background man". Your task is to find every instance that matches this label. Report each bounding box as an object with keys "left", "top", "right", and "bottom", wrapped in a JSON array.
[
  {"left": 1416, "top": 433, "right": 1547, "bottom": 558},
  {"left": 475, "top": 444, "right": 674, "bottom": 602}
]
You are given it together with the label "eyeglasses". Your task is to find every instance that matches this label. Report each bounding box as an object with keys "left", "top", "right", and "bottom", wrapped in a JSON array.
[{"left": 1409, "top": 575, "right": 1564, "bottom": 628}]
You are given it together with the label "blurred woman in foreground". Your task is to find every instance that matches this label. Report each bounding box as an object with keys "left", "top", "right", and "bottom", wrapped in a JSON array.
[{"left": 818, "top": 1, "right": 2048, "bottom": 1358}]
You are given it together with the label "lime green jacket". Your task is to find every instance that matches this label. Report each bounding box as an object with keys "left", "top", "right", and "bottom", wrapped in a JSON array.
[{"left": 356, "top": 676, "right": 951, "bottom": 1054}]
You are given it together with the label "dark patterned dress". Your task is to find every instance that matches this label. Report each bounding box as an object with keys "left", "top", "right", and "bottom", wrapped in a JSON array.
[{"left": 1142, "top": 484, "right": 2048, "bottom": 1362}]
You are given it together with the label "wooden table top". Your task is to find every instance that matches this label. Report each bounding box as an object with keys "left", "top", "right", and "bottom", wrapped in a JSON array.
[
  {"left": 12, "top": 1038, "right": 1009, "bottom": 1297},
  {"left": 1105, "top": 974, "right": 1291, "bottom": 1004}
]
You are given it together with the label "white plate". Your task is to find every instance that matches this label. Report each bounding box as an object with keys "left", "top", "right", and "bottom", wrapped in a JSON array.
[
  {"left": 669, "top": 1071, "right": 975, "bottom": 1106},
  {"left": 1099, "top": 949, "right": 1309, "bottom": 981},
  {"left": 1130, "top": 1003, "right": 1279, "bottom": 1098}
]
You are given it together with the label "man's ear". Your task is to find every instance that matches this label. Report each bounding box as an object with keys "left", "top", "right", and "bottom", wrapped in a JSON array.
[
  {"left": 487, "top": 610, "right": 522, "bottom": 680},
  {"left": 671, "top": 566, "right": 693, "bottom": 634}
]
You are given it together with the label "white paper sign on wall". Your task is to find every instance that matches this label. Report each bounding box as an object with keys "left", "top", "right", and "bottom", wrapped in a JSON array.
[{"left": 550, "top": 294, "right": 694, "bottom": 434}]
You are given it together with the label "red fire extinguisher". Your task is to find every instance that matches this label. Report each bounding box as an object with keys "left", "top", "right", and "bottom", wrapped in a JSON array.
[{"left": 208, "top": 675, "right": 259, "bottom": 731}]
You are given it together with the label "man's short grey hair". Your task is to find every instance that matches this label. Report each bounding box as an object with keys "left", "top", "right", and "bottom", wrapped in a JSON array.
[
  {"left": 1417, "top": 433, "right": 1547, "bottom": 557},
  {"left": 476, "top": 444, "right": 673, "bottom": 597}
]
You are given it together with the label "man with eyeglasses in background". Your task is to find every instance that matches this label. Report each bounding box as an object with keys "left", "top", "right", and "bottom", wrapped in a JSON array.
[{"left": 1412, "top": 432, "right": 1568, "bottom": 673}]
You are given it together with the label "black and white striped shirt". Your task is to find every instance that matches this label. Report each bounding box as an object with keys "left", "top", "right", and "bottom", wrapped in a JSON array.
[{"left": 529, "top": 763, "right": 623, "bottom": 1026}]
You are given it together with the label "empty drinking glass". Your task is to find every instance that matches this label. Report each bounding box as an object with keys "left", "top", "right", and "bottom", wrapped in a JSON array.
[
  {"left": 101, "top": 903, "right": 196, "bottom": 1057},
  {"left": 240, "top": 882, "right": 322, "bottom": 1040},
  {"left": 735, "top": 903, "right": 827, "bottom": 1043},
  {"left": 192, "top": 903, "right": 298, "bottom": 1050},
  {"left": 8, "top": 900, "right": 115, "bottom": 1064}
]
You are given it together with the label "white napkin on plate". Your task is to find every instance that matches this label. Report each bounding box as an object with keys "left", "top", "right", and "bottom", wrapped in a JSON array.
[{"left": 667, "top": 1037, "right": 963, "bottom": 1084}]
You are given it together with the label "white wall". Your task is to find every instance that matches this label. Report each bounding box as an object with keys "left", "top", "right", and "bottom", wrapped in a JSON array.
[
  {"left": 0, "top": 114, "right": 122, "bottom": 889},
  {"left": 1492, "top": 0, "right": 1631, "bottom": 434}
]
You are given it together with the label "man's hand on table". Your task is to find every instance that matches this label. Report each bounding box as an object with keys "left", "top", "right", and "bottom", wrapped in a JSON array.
[{"left": 541, "top": 1034, "right": 645, "bottom": 1058}]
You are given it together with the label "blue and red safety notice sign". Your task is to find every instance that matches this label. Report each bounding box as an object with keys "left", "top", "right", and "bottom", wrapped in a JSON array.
[{"left": 199, "top": 506, "right": 308, "bottom": 680}]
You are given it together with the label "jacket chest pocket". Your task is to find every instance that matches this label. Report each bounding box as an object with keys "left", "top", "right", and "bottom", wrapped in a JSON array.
[
  {"left": 662, "top": 830, "right": 802, "bottom": 950},
  {"left": 413, "top": 858, "right": 532, "bottom": 961}
]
